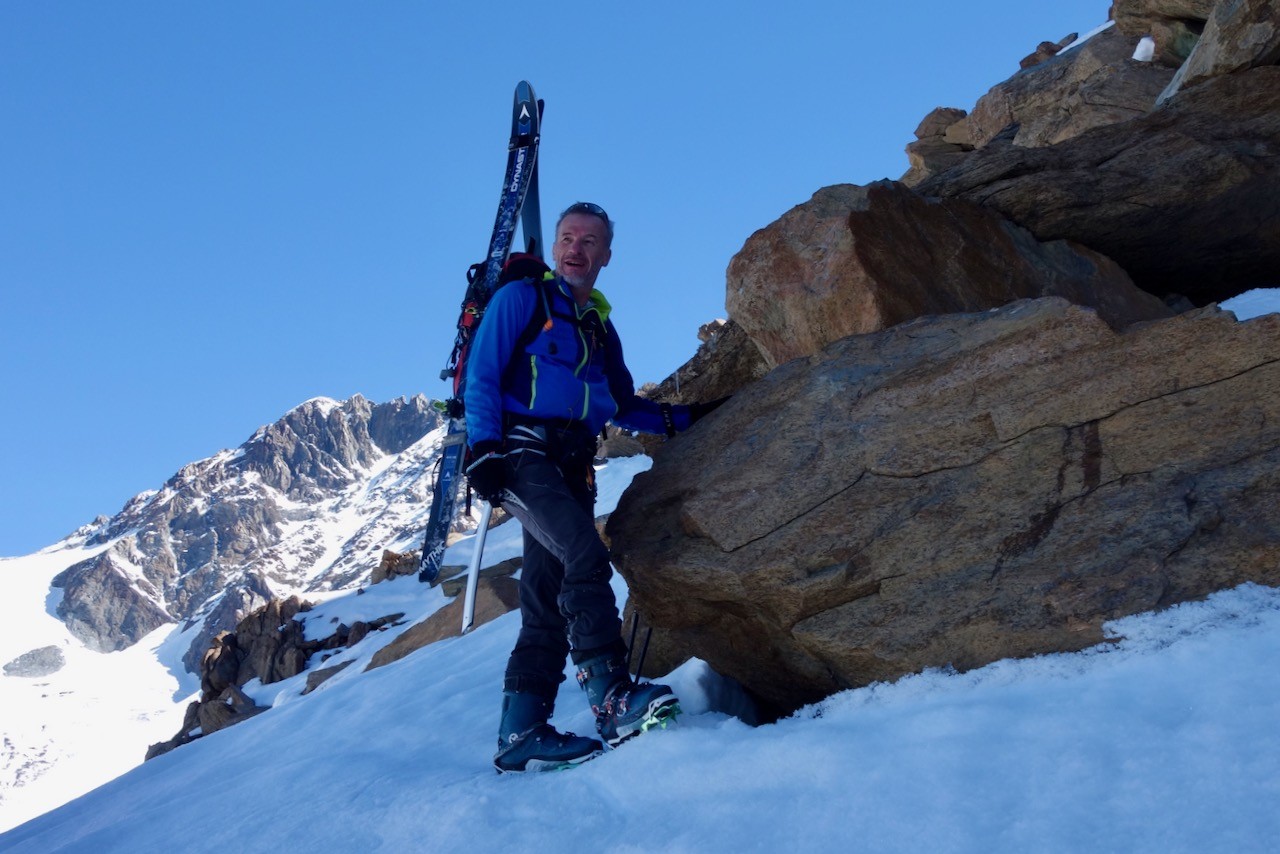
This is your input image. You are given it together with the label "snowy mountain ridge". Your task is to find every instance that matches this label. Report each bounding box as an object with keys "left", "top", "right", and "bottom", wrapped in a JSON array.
[{"left": 45, "top": 394, "right": 447, "bottom": 671}]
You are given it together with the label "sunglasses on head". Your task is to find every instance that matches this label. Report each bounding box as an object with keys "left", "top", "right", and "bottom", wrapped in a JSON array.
[{"left": 562, "top": 202, "right": 610, "bottom": 222}]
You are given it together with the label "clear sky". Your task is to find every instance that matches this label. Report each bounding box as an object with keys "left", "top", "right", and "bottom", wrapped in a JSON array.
[{"left": 0, "top": 1, "right": 1108, "bottom": 556}]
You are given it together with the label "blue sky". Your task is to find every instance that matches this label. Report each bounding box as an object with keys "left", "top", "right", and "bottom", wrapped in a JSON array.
[{"left": 0, "top": 1, "right": 1107, "bottom": 556}]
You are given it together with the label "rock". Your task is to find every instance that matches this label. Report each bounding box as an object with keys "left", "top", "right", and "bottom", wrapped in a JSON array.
[
  {"left": 1112, "top": 0, "right": 1217, "bottom": 66},
  {"left": 1159, "top": 0, "right": 1280, "bottom": 103},
  {"left": 599, "top": 429, "right": 647, "bottom": 458},
  {"left": 200, "top": 632, "right": 243, "bottom": 697},
  {"left": 366, "top": 577, "right": 520, "bottom": 671},
  {"left": 697, "top": 319, "right": 726, "bottom": 343},
  {"left": 60, "top": 394, "right": 441, "bottom": 662},
  {"left": 196, "top": 684, "right": 265, "bottom": 736},
  {"left": 956, "top": 26, "right": 1175, "bottom": 151},
  {"left": 3, "top": 646, "right": 66, "bottom": 678},
  {"left": 633, "top": 318, "right": 771, "bottom": 457},
  {"left": 1021, "top": 40, "right": 1067, "bottom": 69},
  {"left": 901, "top": 107, "right": 971, "bottom": 188},
  {"left": 231, "top": 596, "right": 317, "bottom": 685},
  {"left": 646, "top": 319, "right": 770, "bottom": 405},
  {"left": 374, "top": 549, "right": 418, "bottom": 584},
  {"left": 302, "top": 660, "right": 353, "bottom": 695},
  {"left": 902, "top": 136, "right": 974, "bottom": 188},
  {"left": 51, "top": 545, "right": 172, "bottom": 652},
  {"left": 439, "top": 557, "right": 522, "bottom": 597},
  {"left": 179, "top": 573, "right": 272, "bottom": 674},
  {"left": 146, "top": 702, "right": 202, "bottom": 760},
  {"left": 607, "top": 298, "right": 1280, "bottom": 718},
  {"left": 725, "top": 181, "right": 1171, "bottom": 368},
  {"left": 918, "top": 66, "right": 1280, "bottom": 306}
]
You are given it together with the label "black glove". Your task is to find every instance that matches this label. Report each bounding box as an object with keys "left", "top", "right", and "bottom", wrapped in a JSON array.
[
  {"left": 465, "top": 442, "right": 507, "bottom": 504},
  {"left": 689, "top": 395, "right": 731, "bottom": 424}
]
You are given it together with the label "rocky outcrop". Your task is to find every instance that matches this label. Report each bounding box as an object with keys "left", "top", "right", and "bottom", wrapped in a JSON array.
[
  {"left": 150, "top": 594, "right": 406, "bottom": 757},
  {"left": 366, "top": 577, "right": 520, "bottom": 671},
  {"left": 918, "top": 66, "right": 1280, "bottom": 306},
  {"left": 51, "top": 545, "right": 172, "bottom": 652},
  {"left": 607, "top": 298, "right": 1280, "bottom": 717},
  {"left": 646, "top": 319, "right": 770, "bottom": 406},
  {"left": 3, "top": 646, "right": 66, "bottom": 678},
  {"left": 958, "top": 26, "right": 1174, "bottom": 150},
  {"left": 373, "top": 549, "right": 419, "bottom": 584},
  {"left": 1112, "top": 0, "right": 1218, "bottom": 66},
  {"left": 902, "top": 108, "right": 972, "bottom": 188},
  {"left": 1159, "top": 0, "right": 1280, "bottom": 101},
  {"left": 725, "top": 181, "right": 1171, "bottom": 368}
]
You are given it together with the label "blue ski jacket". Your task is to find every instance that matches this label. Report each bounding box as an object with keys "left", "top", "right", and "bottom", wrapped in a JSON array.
[{"left": 464, "top": 274, "right": 690, "bottom": 450}]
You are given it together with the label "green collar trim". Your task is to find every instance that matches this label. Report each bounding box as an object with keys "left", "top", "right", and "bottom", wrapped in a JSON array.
[{"left": 554, "top": 276, "right": 612, "bottom": 323}]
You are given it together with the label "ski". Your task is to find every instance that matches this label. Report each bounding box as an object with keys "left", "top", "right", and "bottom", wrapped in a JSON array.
[{"left": 419, "top": 81, "right": 544, "bottom": 584}]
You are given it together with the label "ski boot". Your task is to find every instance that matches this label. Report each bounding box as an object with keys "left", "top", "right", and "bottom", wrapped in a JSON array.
[
  {"left": 493, "top": 691, "right": 603, "bottom": 774},
  {"left": 576, "top": 653, "right": 680, "bottom": 748}
]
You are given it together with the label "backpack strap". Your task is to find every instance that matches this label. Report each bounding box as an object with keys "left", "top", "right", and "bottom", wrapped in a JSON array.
[{"left": 501, "top": 275, "right": 555, "bottom": 386}]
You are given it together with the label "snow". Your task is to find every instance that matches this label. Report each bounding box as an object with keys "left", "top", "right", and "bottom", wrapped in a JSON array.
[
  {"left": 1056, "top": 19, "right": 1115, "bottom": 56},
  {"left": 2, "top": 291, "right": 1279, "bottom": 848},
  {"left": 3, "top": 576, "right": 1279, "bottom": 852},
  {"left": 1134, "top": 36, "right": 1156, "bottom": 62}
]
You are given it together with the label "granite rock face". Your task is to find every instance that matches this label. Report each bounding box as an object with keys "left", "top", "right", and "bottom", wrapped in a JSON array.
[
  {"left": 725, "top": 181, "right": 1171, "bottom": 368},
  {"left": 918, "top": 67, "right": 1280, "bottom": 306},
  {"left": 607, "top": 299, "right": 1280, "bottom": 717}
]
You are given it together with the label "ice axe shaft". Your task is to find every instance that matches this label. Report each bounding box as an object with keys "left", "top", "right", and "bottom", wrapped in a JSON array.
[{"left": 461, "top": 501, "right": 493, "bottom": 634}]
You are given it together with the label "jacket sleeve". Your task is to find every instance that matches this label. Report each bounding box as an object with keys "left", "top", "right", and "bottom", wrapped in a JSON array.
[
  {"left": 604, "top": 319, "right": 693, "bottom": 435},
  {"left": 464, "top": 282, "right": 536, "bottom": 450}
]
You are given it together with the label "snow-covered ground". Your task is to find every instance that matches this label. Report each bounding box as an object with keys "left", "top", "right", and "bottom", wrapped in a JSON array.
[
  {"left": 3, "top": 575, "right": 1279, "bottom": 852},
  {"left": 0, "top": 290, "right": 1276, "bottom": 849}
]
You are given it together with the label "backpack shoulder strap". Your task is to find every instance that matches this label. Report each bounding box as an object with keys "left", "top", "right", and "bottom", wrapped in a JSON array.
[{"left": 501, "top": 275, "right": 555, "bottom": 385}]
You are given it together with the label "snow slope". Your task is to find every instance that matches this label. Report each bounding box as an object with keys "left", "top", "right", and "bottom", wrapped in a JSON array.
[{"left": 2, "top": 579, "right": 1279, "bottom": 852}]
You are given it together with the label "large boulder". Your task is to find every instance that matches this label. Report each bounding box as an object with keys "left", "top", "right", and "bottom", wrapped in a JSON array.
[
  {"left": 918, "top": 66, "right": 1280, "bottom": 306},
  {"left": 725, "top": 181, "right": 1171, "bottom": 368},
  {"left": 1159, "top": 0, "right": 1280, "bottom": 102},
  {"left": 606, "top": 298, "right": 1280, "bottom": 718}
]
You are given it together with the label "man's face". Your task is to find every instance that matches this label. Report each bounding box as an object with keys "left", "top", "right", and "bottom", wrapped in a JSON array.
[{"left": 552, "top": 212, "right": 612, "bottom": 291}]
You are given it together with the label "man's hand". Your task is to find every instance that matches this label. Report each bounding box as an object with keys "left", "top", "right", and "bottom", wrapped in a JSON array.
[{"left": 465, "top": 442, "right": 507, "bottom": 505}]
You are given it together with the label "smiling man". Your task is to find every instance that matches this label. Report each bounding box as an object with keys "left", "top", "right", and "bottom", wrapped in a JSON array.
[{"left": 463, "top": 202, "right": 722, "bottom": 773}]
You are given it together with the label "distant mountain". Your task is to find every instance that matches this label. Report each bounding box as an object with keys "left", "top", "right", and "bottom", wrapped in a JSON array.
[{"left": 46, "top": 394, "right": 447, "bottom": 671}]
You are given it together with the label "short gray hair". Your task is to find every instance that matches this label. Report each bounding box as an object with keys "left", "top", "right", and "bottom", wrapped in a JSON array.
[{"left": 556, "top": 202, "right": 614, "bottom": 247}]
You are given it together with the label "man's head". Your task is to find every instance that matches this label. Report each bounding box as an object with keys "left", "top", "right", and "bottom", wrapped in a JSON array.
[{"left": 552, "top": 202, "right": 613, "bottom": 292}]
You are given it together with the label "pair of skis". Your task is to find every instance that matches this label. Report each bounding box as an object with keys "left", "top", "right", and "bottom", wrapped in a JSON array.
[{"left": 418, "top": 81, "right": 544, "bottom": 634}]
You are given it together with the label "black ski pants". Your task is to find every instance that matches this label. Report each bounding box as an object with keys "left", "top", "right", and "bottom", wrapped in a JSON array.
[{"left": 497, "top": 422, "right": 623, "bottom": 701}]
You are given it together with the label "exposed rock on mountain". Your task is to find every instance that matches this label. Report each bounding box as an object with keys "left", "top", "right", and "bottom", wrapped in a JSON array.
[
  {"left": 609, "top": 299, "right": 1280, "bottom": 717},
  {"left": 50, "top": 541, "right": 173, "bottom": 653},
  {"left": 150, "top": 594, "right": 408, "bottom": 757},
  {"left": 3, "top": 646, "right": 66, "bottom": 679},
  {"left": 901, "top": 107, "right": 972, "bottom": 188},
  {"left": 1160, "top": 0, "right": 1280, "bottom": 101},
  {"left": 50, "top": 394, "right": 443, "bottom": 666},
  {"left": 644, "top": 319, "right": 769, "bottom": 407},
  {"left": 726, "top": 181, "right": 1171, "bottom": 368},
  {"left": 958, "top": 25, "right": 1174, "bottom": 150},
  {"left": 366, "top": 577, "right": 520, "bottom": 672},
  {"left": 918, "top": 66, "right": 1280, "bottom": 305},
  {"left": 1113, "top": 0, "right": 1218, "bottom": 66}
]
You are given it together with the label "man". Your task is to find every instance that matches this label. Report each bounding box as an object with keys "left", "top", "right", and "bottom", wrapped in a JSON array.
[{"left": 464, "top": 201, "right": 719, "bottom": 773}]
